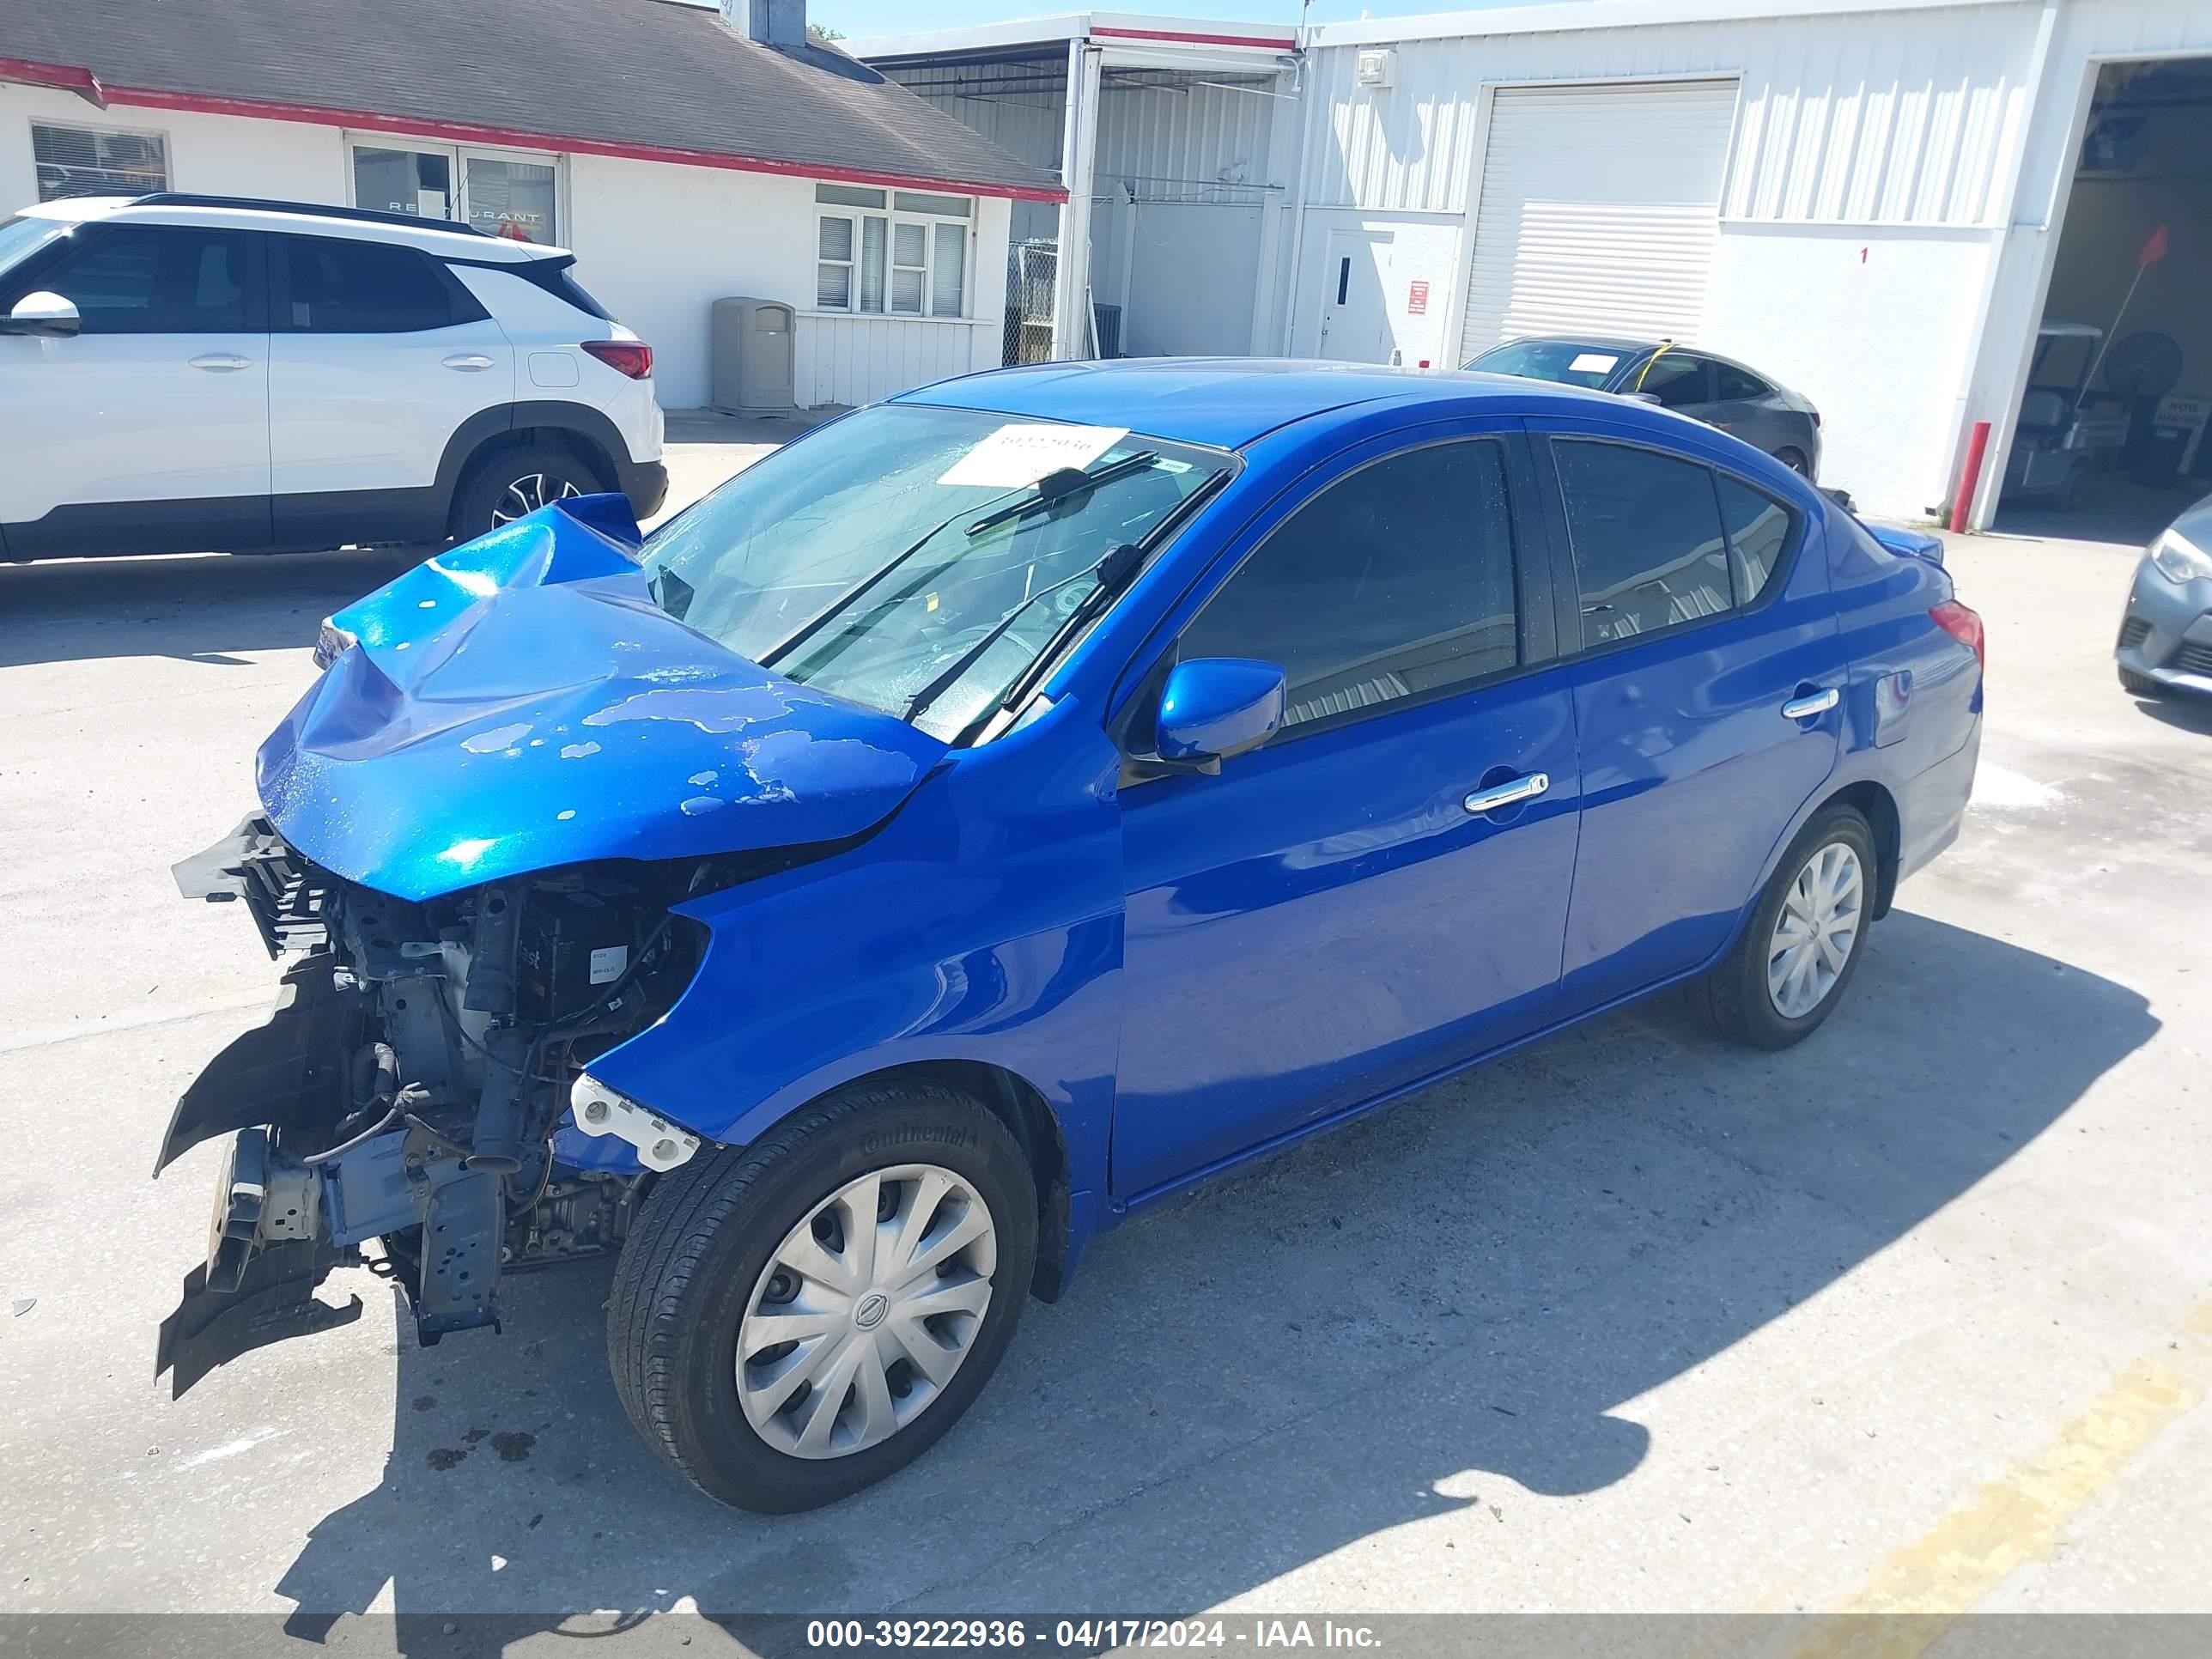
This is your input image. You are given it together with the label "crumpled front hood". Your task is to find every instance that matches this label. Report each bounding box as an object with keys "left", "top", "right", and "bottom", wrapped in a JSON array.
[{"left": 258, "top": 496, "right": 946, "bottom": 902}]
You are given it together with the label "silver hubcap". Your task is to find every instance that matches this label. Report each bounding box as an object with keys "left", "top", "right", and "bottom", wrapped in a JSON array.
[
  {"left": 1767, "top": 840, "right": 1863, "bottom": 1019},
  {"left": 492, "top": 473, "right": 582, "bottom": 525},
  {"left": 735, "top": 1164, "right": 997, "bottom": 1461}
]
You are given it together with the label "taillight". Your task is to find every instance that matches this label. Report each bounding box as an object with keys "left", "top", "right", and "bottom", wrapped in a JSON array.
[
  {"left": 1931, "top": 599, "right": 1984, "bottom": 670},
  {"left": 582, "top": 340, "right": 653, "bottom": 380},
  {"left": 1811, "top": 409, "right": 1822, "bottom": 428}
]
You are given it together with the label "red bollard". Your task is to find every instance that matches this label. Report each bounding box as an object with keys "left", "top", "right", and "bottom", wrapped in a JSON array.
[{"left": 1950, "top": 419, "right": 1992, "bottom": 532}]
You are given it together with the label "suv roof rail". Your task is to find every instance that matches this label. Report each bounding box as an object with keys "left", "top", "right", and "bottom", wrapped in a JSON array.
[{"left": 130, "top": 192, "right": 495, "bottom": 237}]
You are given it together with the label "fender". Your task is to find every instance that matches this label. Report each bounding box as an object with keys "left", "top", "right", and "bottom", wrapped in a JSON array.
[
  {"left": 584, "top": 696, "right": 1130, "bottom": 1209},
  {"left": 264, "top": 401, "right": 653, "bottom": 550},
  {"left": 434, "top": 399, "right": 637, "bottom": 502}
]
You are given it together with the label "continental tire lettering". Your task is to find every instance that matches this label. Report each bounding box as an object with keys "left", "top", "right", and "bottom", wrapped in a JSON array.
[{"left": 860, "top": 1123, "right": 978, "bottom": 1158}]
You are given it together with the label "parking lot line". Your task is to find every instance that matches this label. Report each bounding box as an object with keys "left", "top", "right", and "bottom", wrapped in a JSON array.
[{"left": 1790, "top": 1291, "right": 2211, "bottom": 1657}]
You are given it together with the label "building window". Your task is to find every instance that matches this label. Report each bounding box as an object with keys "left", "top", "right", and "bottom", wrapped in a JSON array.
[
  {"left": 349, "top": 140, "right": 562, "bottom": 244},
  {"left": 814, "top": 183, "right": 969, "bottom": 319},
  {"left": 32, "top": 124, "right": 169, "bottom": 201}
]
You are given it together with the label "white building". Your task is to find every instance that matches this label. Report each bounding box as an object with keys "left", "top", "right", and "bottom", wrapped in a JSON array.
[
  {"left": 1, "top": 0, "right": 1060, "bottom": 411},
  {"left": 861, "top": 0, "right": 2212, "bottom": 532}
]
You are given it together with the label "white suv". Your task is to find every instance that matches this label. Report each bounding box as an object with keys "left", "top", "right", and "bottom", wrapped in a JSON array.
[{"left": 0, "top": 192, "right": 665, "bottom": 560}]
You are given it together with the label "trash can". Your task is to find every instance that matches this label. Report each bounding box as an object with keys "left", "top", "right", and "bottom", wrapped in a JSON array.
[{"left": 709, "top": 297, "right": 795, "bottom": 416}]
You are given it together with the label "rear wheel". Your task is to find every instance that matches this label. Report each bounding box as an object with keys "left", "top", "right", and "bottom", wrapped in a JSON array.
[
  {"left": 448, "top": 442, "right": 606, "bottom": 541},
  {"left": 1776, "top": 447, "right": 1811, "bottom": 477},
  {"left": 607, "top": 1080, "right": 1036, "bottom": 1512},
  {"left": 1694, "top": 805, "right": 1875, "bottom": 1049}
]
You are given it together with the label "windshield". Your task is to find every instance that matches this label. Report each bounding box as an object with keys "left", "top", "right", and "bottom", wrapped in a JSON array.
[
  {"left": 0, "top": 215, "right": 67, "bottom": 279},
  {"left": 640, "top": 404, "right": 1231, "bottom": 740},
  {"left": 1466, "top": 339, "right": 1635, "bottom": 389}
]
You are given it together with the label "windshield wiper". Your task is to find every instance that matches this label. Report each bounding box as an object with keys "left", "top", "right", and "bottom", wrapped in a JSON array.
[
  {"left": 756, "top": 452, "right": 1158, "bottom": 672},
  {"left": 963, "top": 452, "right": 1158, "bottom": 536},
  {"left": 902, "top": 542, "right": 1145, "bottom": 724}
]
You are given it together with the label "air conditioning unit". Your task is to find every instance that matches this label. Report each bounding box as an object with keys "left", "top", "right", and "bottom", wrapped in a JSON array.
[{"left": 1354, "top": 48, "right": 1395, "bottom": 90}]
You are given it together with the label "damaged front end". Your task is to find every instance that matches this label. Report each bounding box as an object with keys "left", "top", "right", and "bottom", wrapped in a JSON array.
[
  {"left": 156, "top": 817, "right": 714, "bottom": 1396},
  {"left": 155, "top": 496, "right": 946, "bottom": 1397}
]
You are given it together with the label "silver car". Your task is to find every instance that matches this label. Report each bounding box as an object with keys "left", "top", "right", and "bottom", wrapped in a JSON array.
[
  {"left": 2116, "top": 493, "right": 2212, "bottom": 699},
  {"left": 1465, "top": 335, "right": 1824, "bottom": 479}
]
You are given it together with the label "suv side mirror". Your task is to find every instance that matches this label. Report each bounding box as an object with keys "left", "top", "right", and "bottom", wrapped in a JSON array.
[
  {"left": 3, "top": 292, "right": 82, "bottom": 338},
  {"left": 1155, "top": 658, "right": 1285, "bottom": 772},
  {"left": 1623, "top": 390, "right": 1662, "bottom": 406}
]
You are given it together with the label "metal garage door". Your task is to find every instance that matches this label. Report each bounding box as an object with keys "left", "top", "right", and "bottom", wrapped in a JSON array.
[{"left": 1459, "top": 81, "right": 1738, "bottom": 362}]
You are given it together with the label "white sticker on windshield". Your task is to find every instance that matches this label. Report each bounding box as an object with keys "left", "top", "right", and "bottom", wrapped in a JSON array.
[
  {"left": 1569, "top": 352, "right": 1620, "bottom": 374},
  {"left": 938, "top": 423, "right": 1131, "bottom": 489}
]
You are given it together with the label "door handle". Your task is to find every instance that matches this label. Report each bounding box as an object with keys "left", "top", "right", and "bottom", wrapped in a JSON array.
[
  {"left": 442, "top": 353, "right": 496, "bottom": 371},
  {"left": 1781, "top": 688, "right": 1840, "bottom": 720},
  {"left": 189, "top": 354, "right": 252, "bottom": 372},
  {"left": 1463, "top": 771, "right": 1550, "bottom": 815}
]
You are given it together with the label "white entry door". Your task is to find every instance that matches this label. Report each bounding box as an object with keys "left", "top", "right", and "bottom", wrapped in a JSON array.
[
  {"left": 1460, "top": 80, "right": 1738, "bottom": 360},
  {"left": 1316, "top": 228, "right": 1395, "bottom": 363}
]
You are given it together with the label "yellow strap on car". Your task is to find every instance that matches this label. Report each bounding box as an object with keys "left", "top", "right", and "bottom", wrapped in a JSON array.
[{"left": 1632, "top": 341, "right": 1675, "bottom": 392}]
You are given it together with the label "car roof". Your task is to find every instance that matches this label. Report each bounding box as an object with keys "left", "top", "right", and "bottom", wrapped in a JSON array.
[
  {"left": 19, "top": 193, "right": 564, "bottom": 263},
  {"left": 1478, "top": 334, "right": 1790, "bottom": 383},
  {"left": 895, "top": 357, "right": 1626, "bottom": 450},
  {"left": 1480, "top": 334, "right": 1659, "bottom": 355}
]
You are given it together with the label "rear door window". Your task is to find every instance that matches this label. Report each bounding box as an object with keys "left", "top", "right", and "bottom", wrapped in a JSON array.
[
  {"left": 1177, "top": 438, "right": 1521, "bottom": 732},
  {"left": 1553, "top": 441, "right": 1801, "bottom": 645},
  {"left": 23, "top": 225, "right": 264, "bottom": 333},
  {"left": 276, "top": 234, "right": 481, "bottom": 331},
  {"left": 1554, "top": 440, "right": 1734, "bottom": 644},
  {"left": 1713, "top": 362, "right": 1771, "bottom": 402},
  {"left": 1714, "top": 474, "right": 1794, "bottom": 601}
]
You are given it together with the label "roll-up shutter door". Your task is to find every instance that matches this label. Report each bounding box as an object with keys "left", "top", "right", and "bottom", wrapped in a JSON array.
[{"left": 1460, "top": 81, "right": 1737, "bottom": 361}]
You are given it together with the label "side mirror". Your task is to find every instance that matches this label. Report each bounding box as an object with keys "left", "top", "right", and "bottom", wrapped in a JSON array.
[
  {"left": 1155, "top": 658, "right": 1285, "bottom": 771},
  {"left": 3, "top": 291, "right": 81, "bottom": 338},
  {"left": 1623, "top": 390, "right": 1663, "bottom": 406}
]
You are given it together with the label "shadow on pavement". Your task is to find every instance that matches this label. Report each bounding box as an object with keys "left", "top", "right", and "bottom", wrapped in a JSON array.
[
  {"left": 261, "top": 910, "right": 2150, "bottom": 1647},
  {"left": 2129, "top": 689, "right": 2212, "bottom": 736},
  {"left": 0, "top": 548, "right": 414, "bottom": 670}
]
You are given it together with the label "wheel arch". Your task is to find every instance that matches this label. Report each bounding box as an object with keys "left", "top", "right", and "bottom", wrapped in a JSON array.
[
  {"left": 781, "top": 1057, "right": 1077, "bottom": 1305},
  {"left": 1818, "top": 778, "right": 1902, "bottom": 918},
  {"left": 435, "top": 401, "right": 628, "bottom": 527}
]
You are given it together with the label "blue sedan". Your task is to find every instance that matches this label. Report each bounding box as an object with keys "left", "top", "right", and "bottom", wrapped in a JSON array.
[{"left": 161, "top": 361, "right": 1984, "bottom": 1511}]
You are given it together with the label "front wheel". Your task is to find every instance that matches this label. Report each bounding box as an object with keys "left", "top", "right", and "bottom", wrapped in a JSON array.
[
  {"left": 1694, "top": 806, "right": 1875, "bottom": 1049},
  {"left": 607, "top": 1080, "right": 1037, "bottom": 1512}
]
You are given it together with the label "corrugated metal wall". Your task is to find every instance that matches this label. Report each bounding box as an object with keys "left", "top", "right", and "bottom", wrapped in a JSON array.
[
  {"left": 885, "top": 62, "right": 1281, "bottom": 204},
  {"left": 1302, "top": 0, "right": 2045, "bottom": 228},
  {"left": 1095, "top": 75, "right": 1280, "bottom": 202}
]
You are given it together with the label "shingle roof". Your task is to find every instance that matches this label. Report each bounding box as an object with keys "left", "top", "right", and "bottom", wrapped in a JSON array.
[{"left": 0, "top": 0, "right": 1062, "bottom": 201}]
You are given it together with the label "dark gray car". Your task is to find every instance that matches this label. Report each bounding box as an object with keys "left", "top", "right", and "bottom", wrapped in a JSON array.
[
  {"left": 2115, "top": 491, "right": 2212, "bottom": 700},
  {"left": 1465, "top": 336, "right": 1824, "bottom": 479}
]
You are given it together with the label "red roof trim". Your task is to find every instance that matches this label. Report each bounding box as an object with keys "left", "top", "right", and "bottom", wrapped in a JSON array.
[
  {"left": 1090, "top": 26, "right": 1298, "bottom": 50},
  {"left": 0, "top": 56, "right": 1067, "bottom": 204}
]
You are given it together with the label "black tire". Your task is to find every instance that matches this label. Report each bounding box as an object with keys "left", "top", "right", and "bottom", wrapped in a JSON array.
[
  {"left": 447, "top": 441, "right": 608, "bottom": 541},
  {"left": 2118, "top": 665, "right": 2163, "bottom": 699},
  {"left": 1776, "top": 447, "right": 1811, "bottom": 477},
  {"left": 1693, "top": 805, "right": 1877, "bottom": 1050},
  {"left": 607, "top": 1080, "right": 1038, "bottom": 1512}
]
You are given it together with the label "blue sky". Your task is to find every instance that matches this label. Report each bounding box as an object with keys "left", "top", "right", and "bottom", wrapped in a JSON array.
[{"left": 815, "top": 0, "right": 1477, "bottom": 36}]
